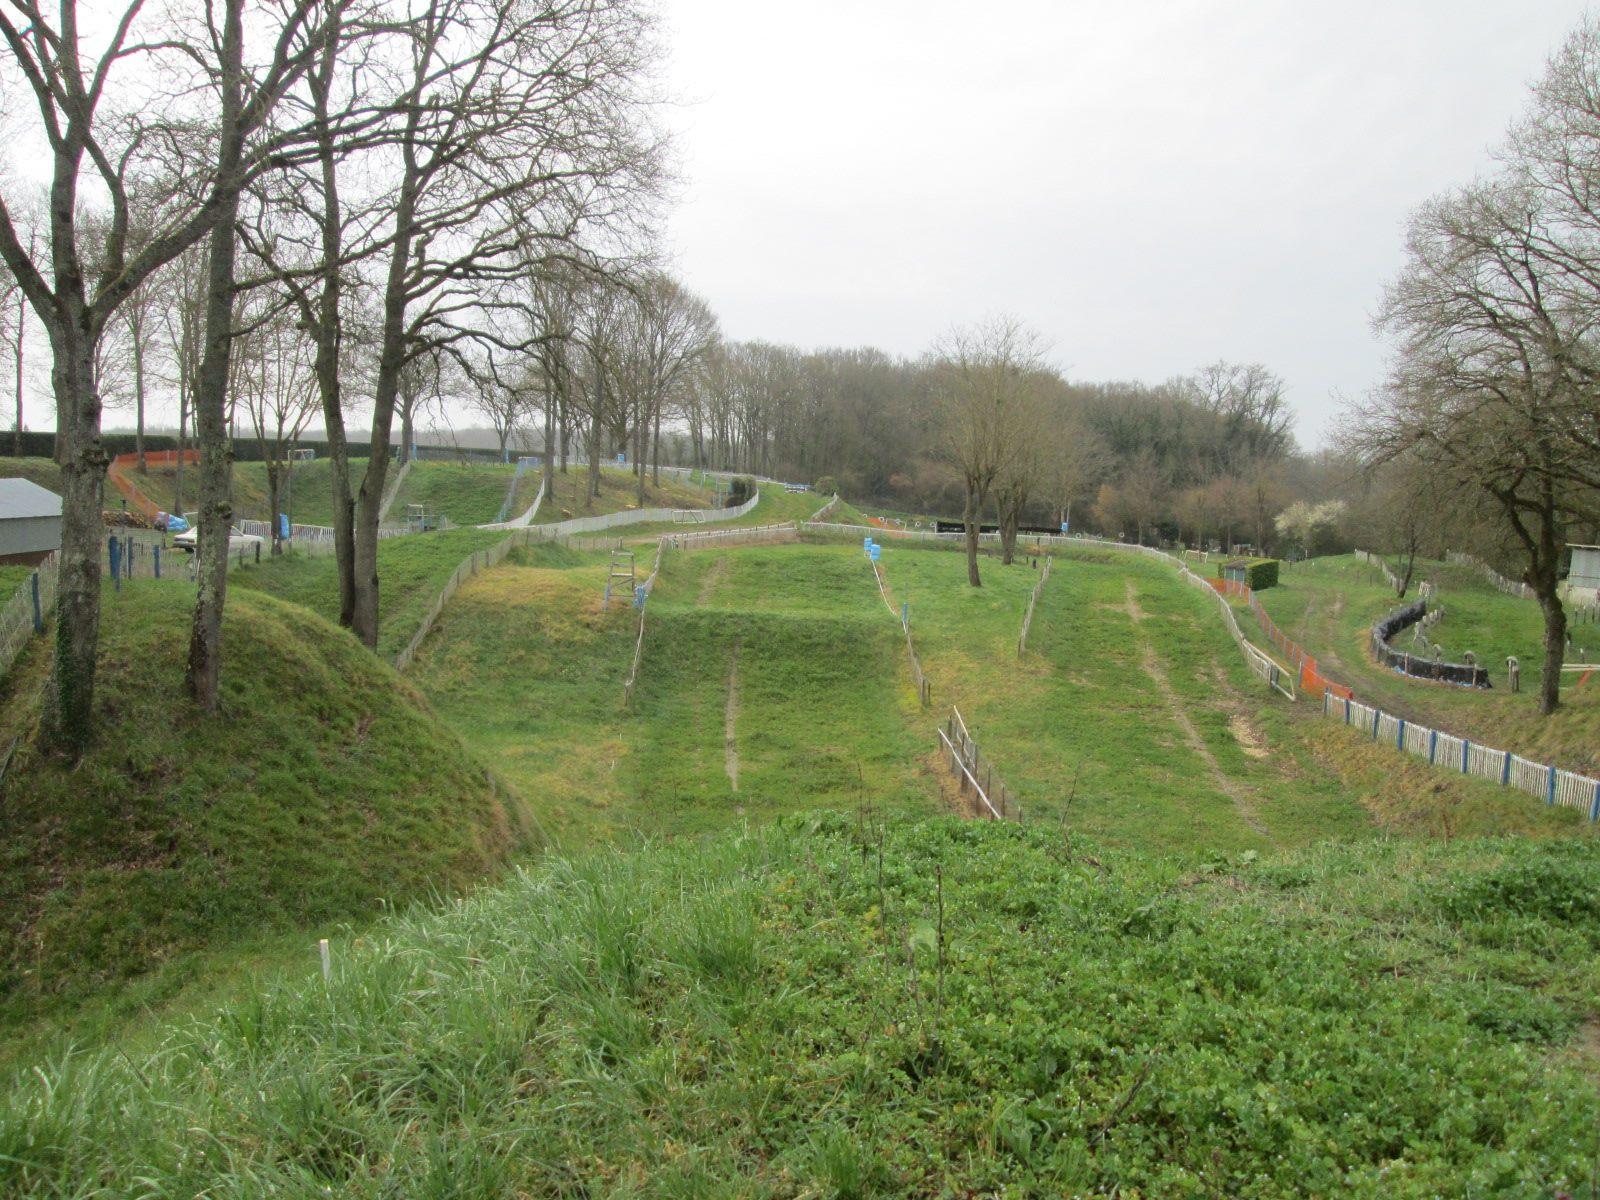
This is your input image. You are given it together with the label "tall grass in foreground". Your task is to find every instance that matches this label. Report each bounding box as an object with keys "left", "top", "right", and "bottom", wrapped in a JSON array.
[{"left": 4, "top": 817, "right": 1599, "bottom": 1197}]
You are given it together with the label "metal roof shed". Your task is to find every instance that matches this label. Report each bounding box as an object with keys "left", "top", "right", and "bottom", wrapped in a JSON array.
[{"left": 0, "top": 478, "right": 62, "bottom": 565}]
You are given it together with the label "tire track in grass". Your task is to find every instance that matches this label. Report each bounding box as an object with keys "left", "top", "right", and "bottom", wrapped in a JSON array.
[{"left": 1122, "top": 580, "right": 1269, "bottom": 837}]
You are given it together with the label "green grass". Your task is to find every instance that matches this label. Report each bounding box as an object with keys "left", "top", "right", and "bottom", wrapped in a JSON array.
[
  {"left": 5, "top": 817, "right": 1600, "bottom": 1197},
  {"left": 231, "top": 527, "right": 507, "bottom": 659},
  {"left": 408, "top": 542, "right": 932, "bottom": 849},
  {"left": 388, "top": 461, "right": 540, "bottom": 527},
  {"left": 0, "top": 457, "right": 62, "bottom": 494},
  {"left": 0, "top": 582, "right": 535, "bottom": 1043},
  {"left": 535, "top": 465, "right": 713, "bottom": 525},
  {"left": 1256, "top": 554, "right": 1600, "bottom": 777},
  {"left": 120, "top": 457, "right": 370, "bottom": 528}
]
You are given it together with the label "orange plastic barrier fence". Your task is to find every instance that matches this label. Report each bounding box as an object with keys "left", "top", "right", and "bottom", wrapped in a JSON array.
[
  {"left": 1206, "top": 576, "right": 1354, "bottom": 702},
  {"left": 106, "top": 450, "right": 199, "bottom": 520}
]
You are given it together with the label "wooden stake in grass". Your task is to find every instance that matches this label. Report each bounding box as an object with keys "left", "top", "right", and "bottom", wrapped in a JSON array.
[{"left": 318, "top": 937, "right": 331, "bottom": 982}]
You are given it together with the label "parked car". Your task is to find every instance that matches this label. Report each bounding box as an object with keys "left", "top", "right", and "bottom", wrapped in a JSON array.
[{"left": 172, "top": 525, "right": 265, "bottom": 557}]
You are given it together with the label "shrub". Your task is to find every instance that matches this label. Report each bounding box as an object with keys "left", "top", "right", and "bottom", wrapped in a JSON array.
[
  {"left": 814, "top": 475, "right": 837, "bottom": 496},
  {"left": 727, "top": 476, "right": 755, "bottom": 507}
]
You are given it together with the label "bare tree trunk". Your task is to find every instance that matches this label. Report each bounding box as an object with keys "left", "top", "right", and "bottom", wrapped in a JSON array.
[
  {"left": 651, "top": 397, "right": 661, "bottom": 486},
  {"left": 541, "top": 387, "right": 554, "bottom": 504},
  {"left": 963, "top": 485, "right": 982, "bottom": 587},
  {"left": 174, "top": 393, "right": 188, "bottom": 515},
  {"left": 265, "top": 459, "right": 283, "bottom": 555},
  {"left": 586, "top": 403, "right": 601, "bottom": 502},
  {"left": 45, "top": 317, "right": 108, "bottom": 753},
  {"left": 1537, "top": 590, "right": 1566, "bottom": 716},
  {"left": 132, "top": 326, "right": 146, "bottom": 471},
  {"left": 11, "top": 290, "right": 23, "bottom": 458},
  {"left": 185, "top": 0, "right": 246, "bottom": 711},
  {"left": 400, "top": 405, "right": 414, "bottom": 465}
]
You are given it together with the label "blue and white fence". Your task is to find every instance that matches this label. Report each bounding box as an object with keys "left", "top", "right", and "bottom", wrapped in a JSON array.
[{"left": 1325, "top": 693, "right": 1600, "bottom": 819}]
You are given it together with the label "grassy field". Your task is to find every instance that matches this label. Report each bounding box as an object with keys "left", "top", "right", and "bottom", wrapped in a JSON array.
[
  {"left": 0, "top": 583, "right": 534, "bottom": 1044},
  {"left": 231, "top": 526, "right": 507, "bottom": 659},
  {"left": 1249, "top": 554, "right": 1600, "bottom": 777},
  {"left": 4, "top": 816, "right": 1599, "bottom": 1197},
  {"left": 8, "top": 533, "right": 1600, "bottom": 1194},
  {"left": 408, "top": 541, "right": 932, "bottom": 849}
]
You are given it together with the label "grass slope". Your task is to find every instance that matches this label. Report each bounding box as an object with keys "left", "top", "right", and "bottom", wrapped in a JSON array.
[
  {"left": 872, "top": 542, "right": 1591, "bottom": 848},
  {"left": 231, "top": 527, "right": 506, "bottom": 659},
  {"left": 535, "top": 466, "right": 711, "bottom": 525},
  {"left": 0, "top": 457, "right": 62, "bottom": 494},
  {"left": 0, "top": 582, "right": 535, "bottom": 1036},
  {"left": 1255, "top": 554, "right": 1600, "bottom": 776},
  {"left": 123, "top": 458, "right": 369, "bottom": 527},
  {"left": 5, "top": 817, "right": 1599, "bottom": 1197},
  {"left": 410, "top": 542, "right": 931, "bottom": 848},
  {"left": 388, "top": 461, "right": 542, "bottom": 527}
]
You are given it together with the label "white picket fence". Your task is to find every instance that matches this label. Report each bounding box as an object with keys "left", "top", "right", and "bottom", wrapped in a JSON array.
[
  {"left": 478, "top": 478, "right": 545, "bottom": 531},
  {"left": 671, "top": 522, "right": 797, "bottom": 550},
  {"left": 1325, "top": 693, "right": 1600, "bottom": 818},
  {"left": 530, "top": 490, "right": 760, "bottom": 539},
  {"left": 809, "top": 493, "right": 842, "bottom": 522},
  {"left": 1446, "top": 550, "right": 1537, "bottom": 600},
  {"left": 1354, "top": 549, "right": 1404, "bottom": 594},
  {"left": 1017, "top": 556, "right": 1053, "bottom": 657}
]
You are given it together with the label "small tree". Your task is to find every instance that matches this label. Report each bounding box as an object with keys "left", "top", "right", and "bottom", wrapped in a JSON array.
[{"left": 933, "top": 315, "right": 1050, "bottom": 587}]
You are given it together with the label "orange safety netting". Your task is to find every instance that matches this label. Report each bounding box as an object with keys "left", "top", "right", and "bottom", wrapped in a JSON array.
[
  {"left": 1206, "top": 575, "right": 1354, "bottom": 702},
  {"left": 106, "top": 450, "right": 199, "bottom": 520}
]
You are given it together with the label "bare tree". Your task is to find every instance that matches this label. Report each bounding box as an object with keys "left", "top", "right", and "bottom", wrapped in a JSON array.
[
  {"left": 933, "top": 315, "right": 1050, "bottom": 586},
  {"left": 1360, "top": 180, "right": 1600, "bottom": 713},
  {"left": 0, "top": 0, "right": 333, "bottom": 748},
  {"left": 236, "top": 302, "right": 317, "bottom": 553}
]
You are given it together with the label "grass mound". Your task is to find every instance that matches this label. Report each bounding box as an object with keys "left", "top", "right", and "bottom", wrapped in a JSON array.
[
  {"left": 3, "top": 817, "right": 1597, "bottom": 1197},
  {"left": 535, "top": 466, "right": 712, "bottom": 524},
  {"left": 0, "top": 583, "right": 535, "bottom": 1030},
  {"left": 231, "top": 527, "right": 507, "bottom": 659}
]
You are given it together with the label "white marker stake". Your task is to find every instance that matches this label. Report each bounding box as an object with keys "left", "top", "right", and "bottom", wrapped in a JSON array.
[{"left": 319, "top": 938, "right": 332, "bottom": 982}]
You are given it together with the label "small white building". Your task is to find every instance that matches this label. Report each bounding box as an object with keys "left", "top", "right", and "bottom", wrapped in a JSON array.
[
  {"left": 1567, "top": 544, "right": 1600, "bottom": 605},
  {"left": 0, "top": 478, "right": 62, "bottom": 565}
]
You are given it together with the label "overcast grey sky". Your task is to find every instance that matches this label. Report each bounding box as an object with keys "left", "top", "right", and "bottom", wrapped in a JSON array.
[{"left": 657, "top": 0, "right": 1593, "bottom": 448}]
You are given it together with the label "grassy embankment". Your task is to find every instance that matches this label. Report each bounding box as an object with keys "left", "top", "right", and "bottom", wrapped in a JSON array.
[
  {"left": 409, "top": 540, "right": 932, "bottom": 848},
  {"left": 0, "top": 583, "right": 535, "bottom": 1049},
  {"left": 1246, "top": 553, "right": 1600, "bottom": 777},
  {"left": 534, "top": 465, "right": 713, "bottom": 525},
  {"left": 230, "top": 526, "right": 508, "bottom": 660},
  {"left": 3, "top": 814, "right": 1599, "bottom": 1196},
  {"left": 385, "top": 461, "right": 538, "bottom": 526},
  {"left": 873, "top": 541, "right": 1592, "bottom": 846},
  {"left": 125, "top": 457, "right": 365, "bottom": 528}
]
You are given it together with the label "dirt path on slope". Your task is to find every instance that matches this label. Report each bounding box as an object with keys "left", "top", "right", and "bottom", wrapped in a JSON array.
[
  {"left": 698, "top": 556, "right": 730, "bottom": 605},
  {"left": 724, "top": 639, "right": 741, "bottom": 791},
  {"left": 1123, "top": 581, "right": 1269, "bottom": 836}
]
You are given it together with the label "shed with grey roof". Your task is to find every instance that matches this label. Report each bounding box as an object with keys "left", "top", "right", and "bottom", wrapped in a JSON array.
[{"left": 0, "top": 478, "right": 62, "bottom": 564}]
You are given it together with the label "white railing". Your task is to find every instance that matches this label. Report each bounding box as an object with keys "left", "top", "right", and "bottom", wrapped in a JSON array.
[
  {"left": 1325, "top": 693, "right": 1600, "bottom": 819},
  {"left": 1355, "top": 549, "right": 1404, "bottom": 595},
  {"left": 478, "top": 478, "right": 546, "bottom": 531},
  {"left": 1017, "top": 556, "right": 1053, "bottom": 657},
  {"left": 1446, "top": 550, "right": 1537, "bottom": 600},
  {"left": 531, "top": 490, "right": 761, "bottom": 539},
  {"left": 670, "top": 522, "right": 796, "bottom": 550}
]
